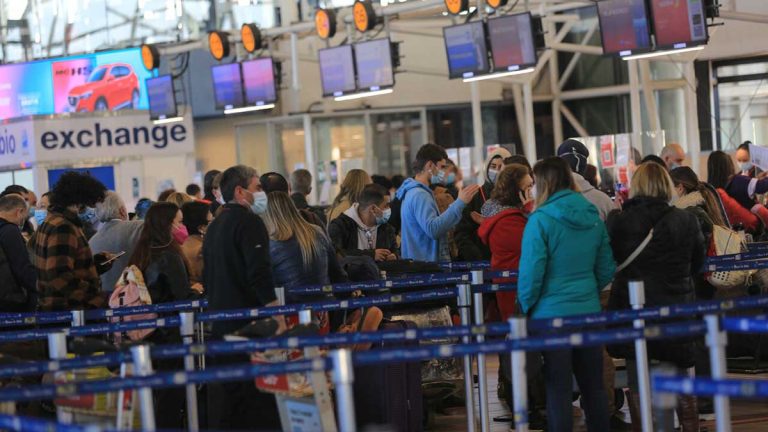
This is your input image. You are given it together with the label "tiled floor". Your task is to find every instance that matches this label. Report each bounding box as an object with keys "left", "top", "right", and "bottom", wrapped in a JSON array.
[{"left": 431, "top": 356, "right": 768, "bottom": 431}]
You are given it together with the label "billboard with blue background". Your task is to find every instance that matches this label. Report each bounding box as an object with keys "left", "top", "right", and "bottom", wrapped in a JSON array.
[{"left": 0, "top": 48, "right": 151, "bottom": 121}]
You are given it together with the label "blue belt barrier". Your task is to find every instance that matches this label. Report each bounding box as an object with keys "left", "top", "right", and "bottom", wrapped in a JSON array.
[
  {"left": 285, "top": 272, "right": 471, "bottom": 295},
  {"left": 747, "top": 242, "right": 768, "bottom": 252},
  {"left": 705, "top": 250, "right": 768, "bottom": 265},
  {"left": 653, "top": 375, "right": 768, "bottom": 399},
  {"left": 470, "top": 283, "right": 517, "bottom": 294},
  {"left": 198, "top": 288, "right": 458, "bottom": 323},
  {"left": 0, "top": 317, "right": 182, "bottom": 343},
  {"left": 722, "top": 316, "right": 768, "bottom": 333},
  {"left": 438, "top": 261, "right": 491, "bottom": 270},
  {"left": 482, "top": 270, "right": 518, "bottom": 280},
  {"left": 0, "top": 320, "right": 705, "bottom": 402},
  {"left": 0, "top": 413, "right": 102, "bottom": 432},
  {"left": 703, "top": 259, "right": 768, "bottom": 272}
]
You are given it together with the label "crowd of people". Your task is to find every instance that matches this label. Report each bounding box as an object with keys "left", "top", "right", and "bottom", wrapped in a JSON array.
[{"left": 0, "top": 138, "right": 763, "bottom": 431}]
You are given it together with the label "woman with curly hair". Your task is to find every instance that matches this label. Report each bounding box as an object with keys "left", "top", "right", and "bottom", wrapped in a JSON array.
[{"left": 31, "top": 171, "right": 111, "bottom": 311}]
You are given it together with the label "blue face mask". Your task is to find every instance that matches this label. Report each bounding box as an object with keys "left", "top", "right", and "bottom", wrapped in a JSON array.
[
  {"left": 430, "top": 169, "right": 446, "bottom": 186},
  {"left": 250, "top": 191, "right": 268, "bottom": 215},
  {"left": 376, "top": 208, "right": 392, "bottom": 225},
  {"left": 78, "top": 207, "right": 97, "bottom": 224},
  {"left": 34, "top": 209, "right": 47, "bottom": 226}
]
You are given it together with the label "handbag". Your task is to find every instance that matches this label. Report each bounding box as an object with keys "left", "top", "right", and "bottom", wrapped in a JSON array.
[{"left": 705, "top": 225, "right": 751, "bottom": 289}]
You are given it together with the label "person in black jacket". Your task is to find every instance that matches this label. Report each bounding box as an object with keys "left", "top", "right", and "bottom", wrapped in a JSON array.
[
  {"left": 291, "top": 168, "right": 328, "bottom": 225},
  {"left": 454, "top": 147, "right": 511, "bottom": 261},
  {"left": 0, "top": 194, "right": 37, "bottom": 312},
  {"left": 203, "top": 165, "right": 284, "bottom": 430},
  {"left": 606, "top": 162, "right": 705, "bottom": 432},
  {"left": 329, "top": 184, "right": 398, "bottom": 261}
]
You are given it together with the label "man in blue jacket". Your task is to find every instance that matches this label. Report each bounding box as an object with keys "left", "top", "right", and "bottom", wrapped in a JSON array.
[{"left": 396, "top": 143, "right": 480, "bottom": 262}]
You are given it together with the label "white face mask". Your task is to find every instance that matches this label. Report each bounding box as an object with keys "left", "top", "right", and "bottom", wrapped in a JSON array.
[
  {"left": 487, "top": 169, "right": 500, "bottom": 184},
  {"left": 250, "top": 191, "right": 268, "bottom": 215},
  {"left": 739, "top": 162, "right": 753, "bottom": 173}
]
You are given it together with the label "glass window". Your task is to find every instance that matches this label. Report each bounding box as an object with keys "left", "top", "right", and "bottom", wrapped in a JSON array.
[{"left": 88, "top": 67, "right": 107, "bottom": 82}]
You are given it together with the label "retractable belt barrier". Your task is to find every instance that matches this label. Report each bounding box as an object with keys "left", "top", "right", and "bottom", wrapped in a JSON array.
[
  {"left": 0, "top": 320, "right": 706, "bottom": 404},
  {"left": 0, "top": 413, "right": 102, "bottom": 432},
  {"left": 652, "top": 375, "right": 768, "bottom": 399}
]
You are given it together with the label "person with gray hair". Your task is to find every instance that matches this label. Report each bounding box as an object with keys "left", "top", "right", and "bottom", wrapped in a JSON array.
[
  {"left": 203, "top": 164, "right": 285, "bottom": 430},
  {"left": 89, "top": 191, "right": 144, "bottom": 291},
  {"left": 290, "top": 169, "right": 327, "bottom": 225},
  {"left": 0, "top": 194, "right": 37, "bottom": 311}
]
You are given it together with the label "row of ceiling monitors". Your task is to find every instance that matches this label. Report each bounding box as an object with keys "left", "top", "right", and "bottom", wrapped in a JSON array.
[
  {"left": 147, "top": 0, "right": 716, "bottom": 117},
  {"left": 598, "top": 0, "right": 716, "bottom": 57}
]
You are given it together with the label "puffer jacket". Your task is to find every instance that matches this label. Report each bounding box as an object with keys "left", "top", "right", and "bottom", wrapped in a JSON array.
[
  {"left": 518, "top": 190, "right": 615, "bottom": 319},
  {"left": 478, "top": 208, "right": 527, "bottom": 320},
  {"left": 606, "top": 196, "right": 706, "bottom": 367}
]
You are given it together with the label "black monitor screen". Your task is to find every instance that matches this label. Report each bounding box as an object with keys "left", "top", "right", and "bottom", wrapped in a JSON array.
[
  {"left": 597, "top": 0, "right": 652, "bottom": 56},
  {"left": 319, "top": 45, "right": 356, "bottom": 97},
  {"left": 650, "top": 0, "right": 708, "bottom": 49},
  {"left": 487, "top": 13, "right": 538, "bottom": 72},
  {"left": 443, "top": 21, "right": 490, "bottom": 79},
  {"left": 242, "top": 57, "right": 277, "bottom": 106},
  {"left": 146, "top": 75, "right": 176, "bottom": 120},
  {"left": 211, "top": 63, "right": 244, "bottom": 110},
  {"left": 354, "top": 38, "right": 394, "bottom": 90}
]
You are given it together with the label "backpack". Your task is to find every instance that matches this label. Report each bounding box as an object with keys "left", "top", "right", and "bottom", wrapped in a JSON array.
[
  {"left": 706, "top": 225, "right": 752, "bottom": 289},
  {"left": 389, "top": 190, "right": 406, "bottom": 232},
  {"left": 109, "top": 265, "right": 157, "bottom": 343},
  {"left": 0, "top": 222, "right": 28, "bottom": 312}
]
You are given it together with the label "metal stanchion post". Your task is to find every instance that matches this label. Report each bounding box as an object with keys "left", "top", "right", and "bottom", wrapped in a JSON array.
[
  {"left": 299, "top": 310, "right": 337, "bottom": 431},
  {"left": 180, "top": 312, "right": 199, "bottom": 431},
  {"left": 130, "top": 345, "right": 157, "bottom": 431},
  {"left": 471, "top": 270, "right": 490, "bottom": 432},
  {"left": 298, "top": 309, "right": 312, "bottom": 325},
  {"left": 651, "top": 367, "right": 677, "bottom": 432},
  {"left": 629, "top": 281, "right": 653, "bottom": 432},
  {"left": 274, "top": 286, "right": 286, "bottom": 307},
  {"left": 508, "top": 317, "right": 528, "bottom": 432},
  {"left": 457, "top": 282, "right": 477, "bottom": 432},
  {"left": 48, "top": 331, "right": 72, "bottom": 424},
  {"left": 705, "top": 315, "right": 732, "bottom": 432},
  {"left": 331, "top": 349, "right": 357, "bottom": 432},
  {"left": 71, "top": 310, "right": 85, "bottom": 327}
]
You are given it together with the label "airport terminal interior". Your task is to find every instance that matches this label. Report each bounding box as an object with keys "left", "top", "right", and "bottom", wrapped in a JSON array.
[{"left": 1, "top": 0, "right": 768, "bottom": 431}]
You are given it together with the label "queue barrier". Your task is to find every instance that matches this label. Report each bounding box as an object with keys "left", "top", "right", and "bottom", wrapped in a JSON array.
[
  {"left": 652, "top": 375, "right": 768, "bottom": 399},
  {"left": 0, "top": 413, "right": 102, "bottom": 432}
]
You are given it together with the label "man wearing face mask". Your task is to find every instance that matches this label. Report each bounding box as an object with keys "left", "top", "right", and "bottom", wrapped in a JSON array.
[
  {"left": 202, "top": 165, "right": 285, "bottom": 430},
  {"left": 454, "top": 148, "right": 512, "bottom": 262},
  {"left": 89, "top": 191, "right": 144, "bottom": 291},
  {"left": 329, "top": 184, "right": 398, "bottom": 261},
  {"left": 660, "top": 143, "right": 687, "bottom": 172},
  {"left": 557, "top": 139, "right": 616, "bottom": 221},
  {"left": 0, "top": 194, "right": 38, "bottom": 312},
  {"left": 395, "top": 143, "right": 481, "bottom": 262}
]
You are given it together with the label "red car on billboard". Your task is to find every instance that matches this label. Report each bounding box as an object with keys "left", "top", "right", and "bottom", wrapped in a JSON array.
[{"left": 67, "top": 63, "right": 140, "bottom": 112}]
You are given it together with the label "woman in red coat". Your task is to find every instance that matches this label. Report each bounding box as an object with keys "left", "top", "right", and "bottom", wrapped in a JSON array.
[{"left": 478, "top": 163, "right": 534, "bottom": 320}]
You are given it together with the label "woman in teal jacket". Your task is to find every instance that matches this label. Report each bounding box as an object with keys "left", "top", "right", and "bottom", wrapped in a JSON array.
[{"left": 518, "top": 157, "right": 615, "bottom": 432}]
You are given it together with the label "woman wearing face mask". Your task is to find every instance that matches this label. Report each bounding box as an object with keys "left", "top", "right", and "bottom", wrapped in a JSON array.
[
  {"left": 329, "top": 184, "right": 398, "bottom": 261},
  {"left": 181, "top": 201, "right": 213, "bottom": 286},
  {"left": 606, "top": 162, "right": 705, "bottom": 431},
  {"left": 264, "top": 192, "right": 347, "bottom": 304},
  {"left": 128, "top": 202, "right": 203, "bottom": 302},
  {"left": 454, "top": 147, "right": 512, "bottom": 262},
  {"left": 707, "top": 150, "right": 768, "bottom": 232}
]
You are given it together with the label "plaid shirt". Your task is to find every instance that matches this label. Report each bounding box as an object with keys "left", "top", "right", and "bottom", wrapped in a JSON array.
[{"left": 32, "top": 207, "right": 104, "bottom": 311}]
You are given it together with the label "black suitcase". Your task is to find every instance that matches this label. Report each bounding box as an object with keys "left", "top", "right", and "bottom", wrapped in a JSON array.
[{"left": 353, "top": 319, "right": 423, "bottom": 431}]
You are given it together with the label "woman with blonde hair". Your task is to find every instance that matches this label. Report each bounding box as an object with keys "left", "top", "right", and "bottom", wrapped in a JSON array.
[
  {"left": 517, "top": 157, "right": 613, "bottom": 432},
  {"left": 327, "top": 169, "right": 372, "bottom": 223},
  {"left": 165, "top": 191, "right": 194, "bottom": 209},
  {"left": 607, "top": 162, "right": 705, "bottom": 431},
  {"left": 264, "top": 192, "right": 346, "bottom": 303}
]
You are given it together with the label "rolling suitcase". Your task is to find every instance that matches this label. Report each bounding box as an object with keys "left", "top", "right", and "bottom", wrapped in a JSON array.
[{"left": 353, "top": 319, "right": 423, "bottom": 431}]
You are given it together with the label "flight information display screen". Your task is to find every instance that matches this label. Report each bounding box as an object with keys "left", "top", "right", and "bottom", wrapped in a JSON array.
[
  {"left": 318, "top": 45, "right": 357, "bottom": 97},
  {"left": 146, "top": 75, "right": 177, "bottom": 120},
  {"left": 487, "top": 13, "right": 537, "bottom": 71},
  {"left": 443, "top": 21, "right": 490, "bottom": 79},
  {"left": 597, "top": 0, "right": 652, "bottom": 56},
  {"left": 241, "top": 58, "right": 277, "bottom": 106},
  {"left": 211, "top": 63, "right": 244, "bottom": 110},
  {"left": 650, "top": 0, "right": 708, "bottom": 49},
  {"left": 354, "top": 38, "right": 395, "bottom": 90}
]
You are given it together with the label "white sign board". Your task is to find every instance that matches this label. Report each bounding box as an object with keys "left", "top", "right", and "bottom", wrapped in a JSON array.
[
  {"left": 32, "top": 114, "right": 195, "bottom": 163},
  {"left": 750, "top": 144, "right": 768, "bottom": 171},
  {"left": 0, "top": 120, "right": 35, "bottom": 168}
]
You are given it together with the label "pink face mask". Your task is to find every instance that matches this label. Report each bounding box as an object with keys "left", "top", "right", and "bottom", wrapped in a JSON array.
[{"left": 172, "top": 224, "right": 189, "bottom": 245}]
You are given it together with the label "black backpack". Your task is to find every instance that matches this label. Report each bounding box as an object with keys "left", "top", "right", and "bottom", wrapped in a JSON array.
[{"left": 389, "top": 189, "right": 408, "bottom": 232}]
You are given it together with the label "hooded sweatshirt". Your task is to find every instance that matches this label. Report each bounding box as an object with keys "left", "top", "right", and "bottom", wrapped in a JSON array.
[
  {"left": 455, "top": 148, "right": 513, "bottom": 261},
  {"left": 396, "top": 178, "right": 466, "bottom": 262},
  {"left": 572, "top": 172, "right": 615, "bottom": 221},
  {"left": 518, "top": 190, "right": 616, "bottom": 319}
]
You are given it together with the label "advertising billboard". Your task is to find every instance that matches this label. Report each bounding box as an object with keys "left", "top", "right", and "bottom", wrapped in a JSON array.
[{"left": 0, "top": 47, "right": 151, "bottom": 121}]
